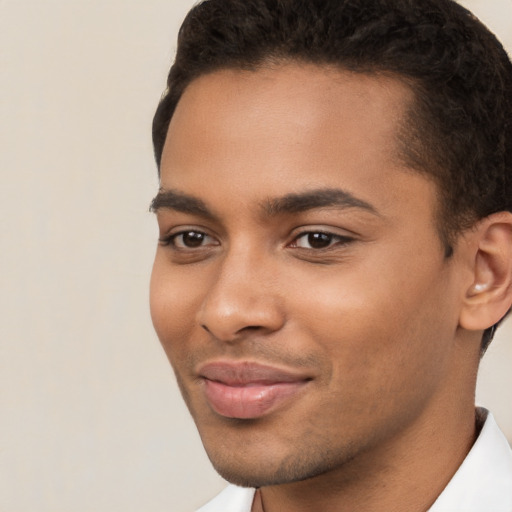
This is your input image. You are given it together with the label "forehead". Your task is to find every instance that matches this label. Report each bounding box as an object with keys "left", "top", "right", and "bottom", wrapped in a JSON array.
[
  {"left": 160, "top": 63, "right": 430, "bottom": 220},
  {"left": 165, "top": 64, "right": 414, "bottom": 162}
]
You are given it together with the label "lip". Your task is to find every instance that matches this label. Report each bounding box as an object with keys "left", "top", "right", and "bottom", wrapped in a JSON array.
[{"left": 198, "top": 361, "right": 311, "bottom": 419}]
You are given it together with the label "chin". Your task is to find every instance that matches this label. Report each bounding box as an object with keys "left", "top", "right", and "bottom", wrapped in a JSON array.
[{"left": 206, "top": 443, "right": 349, "bottom": 489}]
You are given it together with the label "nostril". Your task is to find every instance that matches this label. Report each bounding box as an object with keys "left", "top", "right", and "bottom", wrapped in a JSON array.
[
  {"left": 200, "top": 322, "right": 267, "bottom": 342},
  {"left": 201, "top": 324, "right": 260, "bottom": 334}
]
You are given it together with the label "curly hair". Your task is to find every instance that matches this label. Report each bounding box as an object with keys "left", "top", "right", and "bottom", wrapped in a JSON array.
[{"left": 152, "top": 0, "right": 512, "bottom": 350}]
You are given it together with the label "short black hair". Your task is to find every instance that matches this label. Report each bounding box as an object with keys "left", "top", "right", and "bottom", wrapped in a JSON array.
[{"left": 152, "top": 0, "right": 512, "bottom": 350}]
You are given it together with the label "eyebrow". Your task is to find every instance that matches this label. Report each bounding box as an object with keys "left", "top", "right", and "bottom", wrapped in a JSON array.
[
  {"left": 150, "top": 189, "right": 215, "bottom": 219},
  {"left": 150, "top": 187, "right": 379, "bottom": 218},
  {"left": 263, "top": 188, "right": 379, "bottom": 217}
]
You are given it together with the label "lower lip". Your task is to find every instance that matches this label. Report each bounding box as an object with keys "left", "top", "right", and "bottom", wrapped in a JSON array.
[{"left": 203, "top": 379, "right": 307, "bottom": 419}]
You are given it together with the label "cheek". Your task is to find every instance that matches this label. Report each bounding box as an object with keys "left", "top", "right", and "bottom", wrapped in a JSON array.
[
  {"left": 149, "top": 255, "right": 203, "bottom": 360},
  {"left": 289, "top": 284, "right": 449, "bottom": 440},
  {"left": 286, "top": 254, "right": 452, "bottom": 390}
]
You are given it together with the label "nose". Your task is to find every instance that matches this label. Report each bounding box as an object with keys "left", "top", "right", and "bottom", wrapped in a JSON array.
[{"left": 196, "top": 249, "right": 285, "bottom": 342}]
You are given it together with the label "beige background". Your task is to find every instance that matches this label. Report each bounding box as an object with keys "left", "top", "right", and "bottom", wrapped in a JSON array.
[{"left": 1, "top": 1, "right": 511, "bottom": 511}]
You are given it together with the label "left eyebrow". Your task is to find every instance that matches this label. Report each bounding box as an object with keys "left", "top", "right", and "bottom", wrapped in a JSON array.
[{"left": 263, "top": 188, "right": 380, "bottom": 217}]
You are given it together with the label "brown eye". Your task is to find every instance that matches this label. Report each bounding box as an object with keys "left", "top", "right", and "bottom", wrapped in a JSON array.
[
  {"left": 306, "top": 233, "right": 333, "bottom": 249},
  {"left": 294, "top": 232, "right": 334, "bottom": 249},
  {"left": 171, "top": 230, "right": 217, "bottom": 249},
  {"left": 292, "top": 231, "right": 354, "bottom": 250},
  {"left": 182, "top": 231, "right": 205, "bottom": 247}
]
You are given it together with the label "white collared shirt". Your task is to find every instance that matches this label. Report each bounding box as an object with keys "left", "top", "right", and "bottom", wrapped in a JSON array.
[{"left": 196, "top": 410, "right": 512, "bottom": 512}]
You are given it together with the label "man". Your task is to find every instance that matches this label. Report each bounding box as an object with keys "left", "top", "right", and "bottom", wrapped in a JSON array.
[{"left": 149, "top": 0, "right": 512, "bottom": 510}]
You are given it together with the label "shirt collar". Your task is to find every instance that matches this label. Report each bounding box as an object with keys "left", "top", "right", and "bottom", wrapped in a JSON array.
[{"left": 428, "top": 408, "right": 512, "bottom": 511}]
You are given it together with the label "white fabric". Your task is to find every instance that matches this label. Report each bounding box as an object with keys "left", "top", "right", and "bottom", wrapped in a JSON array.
[
  {"left": 195, "top": 410, "right": 512, "bottom": 512},
  {"left": 428, "top": 411, "right": 512, "bottom": 511},
  {"left": 196, "top": 484, "right": 254, "bottom": 512}
]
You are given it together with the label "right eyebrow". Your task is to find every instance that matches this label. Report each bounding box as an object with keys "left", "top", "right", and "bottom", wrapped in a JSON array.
[{"left": 150, "top": 189, "right": 215, "bottom": 220}]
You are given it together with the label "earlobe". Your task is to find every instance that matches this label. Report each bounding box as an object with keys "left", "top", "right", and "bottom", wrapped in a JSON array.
[{"left": 459, "top": 212, "right": 512, "bottom": 332}]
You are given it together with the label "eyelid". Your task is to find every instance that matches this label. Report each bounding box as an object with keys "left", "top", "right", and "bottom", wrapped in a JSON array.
[
  {"left": 291, "top": 233, "right": 354, "bottom": 249},
  {"left": 158, "top": 226, "right": 220, "bottom": 249},
  {"left": 288, "top": 226, "right": 357, "bottom": 245}
]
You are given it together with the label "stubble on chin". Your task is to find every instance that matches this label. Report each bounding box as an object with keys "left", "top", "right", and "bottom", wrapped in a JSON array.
[{"left": 202, "top": 427, "right": 362, "bottom": 489}]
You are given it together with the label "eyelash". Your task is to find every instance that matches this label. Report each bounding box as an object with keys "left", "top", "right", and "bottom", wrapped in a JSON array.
[
  {"left": 159, "top": 230, "right": 218, "bottom": 249},
  {"left": 159, "top": 229, "right": 354, "bottom": 251},
  {"left": 290, "top": 231, "right": 355, "bottom": 250}
]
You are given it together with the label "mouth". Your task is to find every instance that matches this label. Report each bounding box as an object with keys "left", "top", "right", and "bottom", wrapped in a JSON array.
[{"left": 198, "top": 361, "right": 311, "bottom": 419}]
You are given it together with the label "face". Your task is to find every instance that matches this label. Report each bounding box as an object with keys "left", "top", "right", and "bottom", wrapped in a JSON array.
[{"left": 150, "top": 64, "right": 467, "bottom": 487}]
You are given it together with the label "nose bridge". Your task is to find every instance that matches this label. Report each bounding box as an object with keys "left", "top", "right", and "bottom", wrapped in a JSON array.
[{"left": 197, "top": 241, "right": 284, "bottom": 341}]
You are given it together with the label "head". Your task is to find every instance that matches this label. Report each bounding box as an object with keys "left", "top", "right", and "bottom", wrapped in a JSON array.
[
  {"left": 153, "top": 0, "right": 512, "bottom": 351},
  {"left": 150, "top": 0, "right": 512, "bottom": 490}
]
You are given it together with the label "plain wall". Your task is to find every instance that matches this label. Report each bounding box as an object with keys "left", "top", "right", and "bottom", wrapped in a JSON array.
[{"left": 1, "top": 1, "right": 511, "bottom": 511}]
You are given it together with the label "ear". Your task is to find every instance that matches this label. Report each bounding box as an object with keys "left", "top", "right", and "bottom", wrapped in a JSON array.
[{"left": 459, "top": 212, "right": 512, "bottom": 332}]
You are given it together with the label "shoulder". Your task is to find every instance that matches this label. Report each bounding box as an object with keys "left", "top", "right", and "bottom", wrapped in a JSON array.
[{"left": 195, "top": 485, "right": 256, "bottom": 512}]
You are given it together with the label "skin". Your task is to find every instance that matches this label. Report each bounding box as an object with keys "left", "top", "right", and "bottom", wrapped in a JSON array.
[{"left": 150, "top": 63, "right": 487, "bottom": 512}]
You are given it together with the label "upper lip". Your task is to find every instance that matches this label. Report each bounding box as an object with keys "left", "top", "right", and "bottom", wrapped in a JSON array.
[{"left": 198, "top": 361, "right": 311, "bottom": 386}]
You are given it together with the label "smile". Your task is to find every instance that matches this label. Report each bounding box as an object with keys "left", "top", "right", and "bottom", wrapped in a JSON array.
[{"left": 199, "top": 361, "right": 311, "bottom": 419}]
